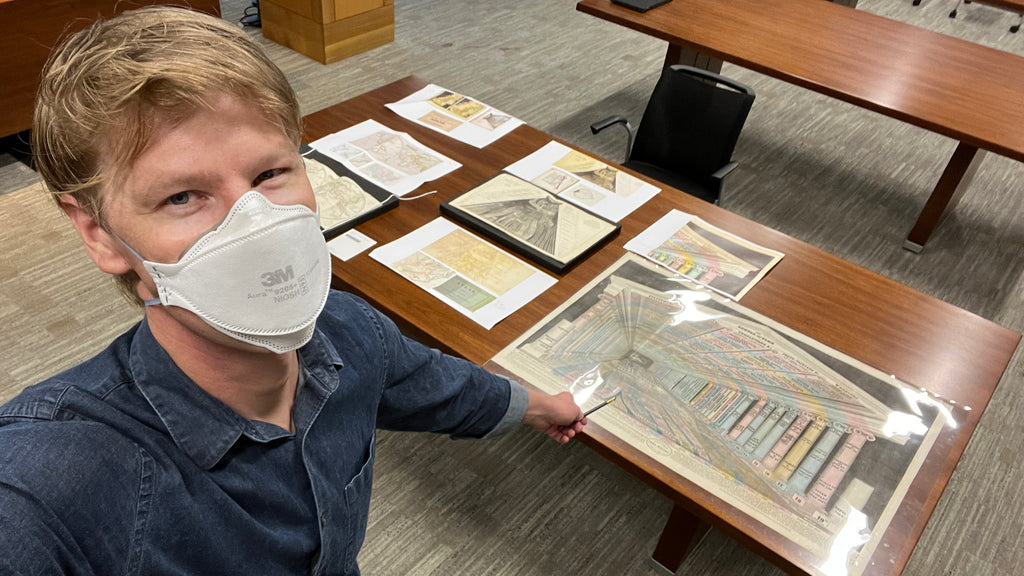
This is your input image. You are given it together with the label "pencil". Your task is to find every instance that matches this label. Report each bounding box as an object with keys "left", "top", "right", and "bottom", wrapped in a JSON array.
[{"left": 582, "top": 396, "right": 617, "bottom": 418}]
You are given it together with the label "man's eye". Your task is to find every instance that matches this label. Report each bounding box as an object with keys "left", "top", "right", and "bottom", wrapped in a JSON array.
[
  {"left": 253, "top": 169, "right": 283, "bottom": 186},
  {"left": 166, "top": 192, "right": 191, "bottom": 206}
]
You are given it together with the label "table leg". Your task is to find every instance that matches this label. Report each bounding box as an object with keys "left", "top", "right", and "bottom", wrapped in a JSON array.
[
  {"left": 903, "top": 142, "right": 986, "bottom": 253},
  {"left": 650, "top": 503, "right": 711, "bottom": 573},
  {"left": 664, "top": 44, "right": 723, "bottom": 73}
]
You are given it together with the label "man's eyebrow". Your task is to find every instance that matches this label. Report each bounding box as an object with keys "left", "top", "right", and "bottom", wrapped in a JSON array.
[{"left": 135, "top": 172, "right": 216, "bottom": 199}]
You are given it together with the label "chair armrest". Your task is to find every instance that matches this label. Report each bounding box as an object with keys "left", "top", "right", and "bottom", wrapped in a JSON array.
[
  {"left": 710, "top": 161, "right": 739, "bottom": 182},
  {"left": 590, "top": 116, "right": 635, "bottom": 163},
  {"left": 590, "top": 115, "right": 631, "bottom": 134}
]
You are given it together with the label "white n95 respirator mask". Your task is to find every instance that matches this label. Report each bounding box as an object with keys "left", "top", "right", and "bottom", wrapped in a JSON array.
[{"left": 124, "top": 191, "right": 331, "bottom": 353}]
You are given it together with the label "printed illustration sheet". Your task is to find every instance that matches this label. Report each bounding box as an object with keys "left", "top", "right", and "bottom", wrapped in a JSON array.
[
  {"left": 386, "top": 84, "right": 524, "bottom": 148},
  {"left": 310, "top": 119, "right": 460, "bottom": 196},
  {"left": 625, "top": 209, "right": 783, "bottom": 300},
  {"left": 302, "top": 155, "right": 394, "bottom": 233},
  {"left": 369, "top": 218, "right": 556, "bottom": 329},
  {"left": 442, "top": 172, "right": 619, "bottom": 272},
  {"left": 491, "top": 253, "right": 952, "bottom": 576},
  {"left": 504, "top": 140, "right": 661, "bottom": 222}
]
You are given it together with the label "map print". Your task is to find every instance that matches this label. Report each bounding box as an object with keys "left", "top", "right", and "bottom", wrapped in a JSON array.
[
  {"left": 352, "top": 130, "right": 444, "bottom": 175},
  {"left": 303, "top": 158, "right": 376, "bottom": 229},
  {"left": 372, "top": 218, "right": 556, "bottom": 328},
  {"left": 420, "top": 227, "right": 537, "bottom": 296},
  {"left": 493, "top": 254, "right": 948, "bottom": 575}
]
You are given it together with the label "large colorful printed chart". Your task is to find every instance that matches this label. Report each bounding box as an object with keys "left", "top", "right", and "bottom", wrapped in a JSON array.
[{"left": 491, "top": 254, "right": 953, "bottom": 576}]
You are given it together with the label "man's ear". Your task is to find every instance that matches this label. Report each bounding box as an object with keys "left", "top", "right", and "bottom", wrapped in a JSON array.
[{"left": 60, "top": 196, "right": 134, "bottom": 275}]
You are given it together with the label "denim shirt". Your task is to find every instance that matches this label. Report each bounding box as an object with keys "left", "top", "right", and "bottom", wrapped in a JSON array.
[{"left": 0, "top": 290, "right": 527, "bottom": 575}]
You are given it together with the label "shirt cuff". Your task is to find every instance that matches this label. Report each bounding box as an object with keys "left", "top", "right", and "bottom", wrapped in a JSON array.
[{"left": 483, "top": 376, "right": 528, "bottom": 438}]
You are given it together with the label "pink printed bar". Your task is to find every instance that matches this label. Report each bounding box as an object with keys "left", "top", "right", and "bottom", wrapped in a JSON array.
[
  {"left": 727, "top": 397, "right": 767, "bottom": 440},
  {"left": 807, "top": 428, "right": 873, "bottom": 509},
  {"left": 695, "top": 385, "right": 729, "bottom": 414}
]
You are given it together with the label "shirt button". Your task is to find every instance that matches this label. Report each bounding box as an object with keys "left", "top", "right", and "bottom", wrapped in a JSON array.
[{"left": 320, "top": 513, "right": 327, "bottom": 527}]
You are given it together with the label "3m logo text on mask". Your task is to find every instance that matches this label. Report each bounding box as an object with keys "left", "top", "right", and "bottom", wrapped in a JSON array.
[{"left": 261, "top": 266, "right": 295, "bottom": 287}]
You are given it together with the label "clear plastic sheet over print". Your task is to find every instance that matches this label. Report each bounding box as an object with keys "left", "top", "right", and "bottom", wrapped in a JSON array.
[{"left": 491, "top": 254, "right": 958, "bottom": 576}]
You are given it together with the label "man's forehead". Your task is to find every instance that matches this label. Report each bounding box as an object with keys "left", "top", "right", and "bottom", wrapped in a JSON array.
[{"left": 100, "top": 97, "right": 293, "bottom": 194}]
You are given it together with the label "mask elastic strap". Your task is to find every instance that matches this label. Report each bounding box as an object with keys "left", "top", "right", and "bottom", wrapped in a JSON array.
[
  {"left": 115, "top": 234, "right": 146, "bottom": 263},
  {"left": 113, "top": 234, "right": 164, "bottom": 307}
]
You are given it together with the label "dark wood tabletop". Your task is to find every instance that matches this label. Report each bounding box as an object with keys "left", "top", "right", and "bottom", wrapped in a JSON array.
[
  {"left": 575, "top": 0, "right": 1024, "bottom": 252},
  {"left": 303, "top": 76, "right": 1021, "bottom": 576},
  {"left": 577, "top": 0, "right": 1024, "bottom": 161}
]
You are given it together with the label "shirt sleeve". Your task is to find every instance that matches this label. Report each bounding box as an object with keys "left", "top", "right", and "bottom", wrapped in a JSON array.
[
  {"left": 331, "top": 293, "right": 517, "bottom": 439},
  {"left": 0, "top": 420, "right": 145, "bottom": 576},
  {"left": 483, "top": 376, "right": 528, "bottom": 438}
]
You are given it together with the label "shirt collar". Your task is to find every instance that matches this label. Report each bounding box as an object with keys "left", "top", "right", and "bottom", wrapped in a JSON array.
[{"left": 129, "top": 318, "right": 344, "bottom": 470}]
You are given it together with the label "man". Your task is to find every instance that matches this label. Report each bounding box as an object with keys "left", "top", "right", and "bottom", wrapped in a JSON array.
[{"left": 0, "top": 7, "right": 585, "bottom": 574}]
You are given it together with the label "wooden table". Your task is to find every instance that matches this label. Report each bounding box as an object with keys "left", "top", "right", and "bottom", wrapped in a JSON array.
[
  {"left": 304, "top": 76, "right": 1021, "bottom": 576},
  {"left": 576, "top": 0, "right": 1024, "bottom": 253}
]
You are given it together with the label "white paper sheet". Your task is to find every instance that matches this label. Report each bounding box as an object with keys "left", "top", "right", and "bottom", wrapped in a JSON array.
[
  {"left": 385, "top": 84, "right": 524, "bottom": 148},
  {"left": 310, "top": 119, "right": 460, "bottom": 196},
  {"left": 369, "top": 218, "right": 556, "bottom": 329},
  {"left": 327, "top": 229, "right": 376, "bottom": 261},
  {"left": 504, "top": 140, "right": 661, "bottom": 222}
]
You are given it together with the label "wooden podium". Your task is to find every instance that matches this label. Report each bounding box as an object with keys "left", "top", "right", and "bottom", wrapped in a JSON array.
[{"left": 261, "top": 0, "right": 394, "bottom": 64}]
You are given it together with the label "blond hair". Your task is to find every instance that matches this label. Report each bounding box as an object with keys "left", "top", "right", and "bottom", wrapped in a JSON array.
[{"left": 32, "top": 6, "right": 302, "bottom": 305}]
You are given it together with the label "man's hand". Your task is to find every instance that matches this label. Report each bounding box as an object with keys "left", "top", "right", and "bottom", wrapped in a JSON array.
[{"left": 522, "top": 390, "right": 586, "bottom": 444}]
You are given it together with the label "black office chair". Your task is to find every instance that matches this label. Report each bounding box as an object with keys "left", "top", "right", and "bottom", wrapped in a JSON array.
[{"left": 590, "top": 65, "right": 755, "bottom": 204}]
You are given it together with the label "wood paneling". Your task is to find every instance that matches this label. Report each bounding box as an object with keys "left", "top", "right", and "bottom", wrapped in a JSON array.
[
  {"left": 334, "top": 0, "right": 383, "bottom": 20},
  {"left": 0, "top": 0, "right": 222, "bottom": 140}
]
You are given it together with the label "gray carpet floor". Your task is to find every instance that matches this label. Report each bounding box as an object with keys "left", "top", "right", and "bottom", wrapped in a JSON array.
[{"left": 1, "top": 0, "right": 1022, "bottom": 574}]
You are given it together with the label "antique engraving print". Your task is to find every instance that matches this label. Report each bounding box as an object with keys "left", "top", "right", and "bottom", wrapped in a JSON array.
[
  {"left": 386, "top": 84, "right": 525, "bottom": 148},
  {"left": 505, "top": 141, "right": 661, "bottom": 222},
  {"left": 492, "top": 254, "right": 952, "bottom": 576},
  {"left": 444, "top": 172, "right": 619, "bottom": 271},
  {"left": 625, "top": 209, "right": 783, "bottom": 300}
]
